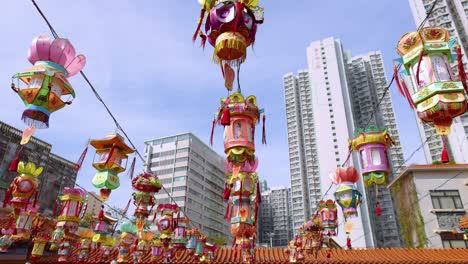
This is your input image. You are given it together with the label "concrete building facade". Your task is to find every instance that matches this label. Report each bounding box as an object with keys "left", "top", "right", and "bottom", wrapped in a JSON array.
[
  {"left": 346, "top": 51, "right": 404, "bottom": 247},
  {"left": 84, "top": 191, "right": 103, "bottom": 217},
  {"left": 144, "top": 133, "right": 230, "bottom": 240},
  {"left": 258, "top": 187, "right": 293, "bottom": 247},
  {"left": 389, "top": 164, "right": 468, "bottom": 248}
]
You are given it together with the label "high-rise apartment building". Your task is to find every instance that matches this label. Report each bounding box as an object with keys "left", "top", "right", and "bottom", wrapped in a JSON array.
[
  {"left": 257, "top": 187, "right": 293, "bottom": 247},
  {"left": 346, "top": 51, "right": 404, "bottom": 247},
  {"left": 143, "top": 133, "right": 230, "bottom": 240},
  {"left": 408, "top": 0, "right": 468, "bottom": 163},
  {"left": 283, "top": 70, "right": 321, "bottom": 232},
  {"left": 0, "top": 121, "right": 78, "bottom": 216}
]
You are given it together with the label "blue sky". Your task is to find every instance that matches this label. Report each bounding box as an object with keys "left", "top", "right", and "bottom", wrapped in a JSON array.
[{"left": 0, "top": 0, "right": 426, "bottom": 209}]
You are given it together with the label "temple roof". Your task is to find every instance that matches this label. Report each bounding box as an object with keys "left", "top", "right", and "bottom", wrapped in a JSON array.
[{"left": 28, "top": 247, "right": 468, "bottom": 264}]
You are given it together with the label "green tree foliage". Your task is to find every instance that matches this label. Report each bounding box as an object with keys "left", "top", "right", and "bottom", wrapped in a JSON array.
[{"left": 79, "top": 213, "right": 94, "bottom": 228}]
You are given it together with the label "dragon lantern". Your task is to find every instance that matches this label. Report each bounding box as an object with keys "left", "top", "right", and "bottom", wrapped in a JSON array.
[
  {"left": 11, "top": 34, "right": 86, "bottom": 128},
  {"left": 194, "top": 0, "right": 264, "bottom": 90},
  {"left": 395, "top": 26, "right": 468, "bottom": 136},
  {"left": 90, "top": 134, "right": 135, "bottom": 201},
  {"left": 131, "top": 172, "right": 161, "bottom": 231},
  {"left": 5, "top": 161, "right": 43, "bottom": 215}
]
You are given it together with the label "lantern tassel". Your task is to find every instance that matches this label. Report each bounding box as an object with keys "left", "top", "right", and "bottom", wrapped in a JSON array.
[
  {"left": 210, "top": 118, "right": 216, "bottom": 146},
  {"left": 222, "top": 183, "right": 231, "bottom": 200},
  {"left": 220, "top": 107, "right": 231, "bottom": 126},
  {"left": 376, "top": 201, "right": 382, "bottom": 217},
  {"left": 200, "top": 32, "right": 207, "bottom": 49},
  {"left": 415, "top": 49, "right": 424, "bottom": 87},
  {"left": 74, "top": 144, "right": 89, "bottom": 171},
  {"left": 2, "top": 185, "right": 13, "bottom": 208},
  {"left": 346, "top": 237, "right": 352, "bottom": 249},
  {"left": 262, "top": 115, "right": 266, "bottom": 145},
  {"left": 32, "top": 191, "right": 38, "bottom": 208},
  {"left": 98, "top": 205, "right": 104, "bottom": 219},
  {"left": 393, "top": 65, "right": 405, "bottom": 96},
  {"left": 192, "top": 9, "right": 206, "bottom": 42},
  {"left": 8, "top": 147, "right": 23, "bottom": 172},
  {"left": 441, "top": 137, "right": 449, "bottom": 163},
  {"left": 456, "top": 45, "right": 468, "bottom": 94},
  {"left": 256, "top": 181, "right": 262, "bottom": 204}
]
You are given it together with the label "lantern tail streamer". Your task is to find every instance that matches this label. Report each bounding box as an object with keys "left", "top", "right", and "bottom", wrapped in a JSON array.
[
  {"left": 401, "top": 80, "right": 416, "bottom": 109},
  {"left": 346, "top": 237, "right": 351, "bottom": 249},
  {"left": 8, "top": 147, "right": 23, "bottom": 172},
  {"left": 456, "top": 46, "right": 468, "bottom": 95},
  {"left": 2, "top": 185, "right": 13, "bottom": 208},
  {"left": 393, "top": 65, "right": 405, "bottom": 96},
  {"left": 262, "top": 115, "right": 266, "bottom": 145},
  {"left": 441, "top": 136, "right": 449, "bottom": 163},
  {"left": 210, "top": 118, "right": 216, "bottom": 146},
  {"left": 221, "top": 107, "right": 231, "bottom": 126},
  {"left": 192, "top": 8, "right": 206, "bottom": 42},
  {"left": 122, "top": 198, "right": 131, "bottom": 216},
  {"left": 104, "top": 144, "right": 116, "bottom": 166},
  {"left": 126, "top": 157, "right": 136, "bottom": 180},
  {"left": 74, "top": 144, "right": 88, "bottom": 171}
]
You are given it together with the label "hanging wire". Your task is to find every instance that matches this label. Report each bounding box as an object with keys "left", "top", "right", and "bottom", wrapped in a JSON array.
[{"left": 29, "top": 0, "right": 208, "bottom": 236}]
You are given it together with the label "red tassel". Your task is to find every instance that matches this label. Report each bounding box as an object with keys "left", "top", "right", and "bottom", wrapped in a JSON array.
[
  {"left": 401, "top": 80, "right": 416, "bottom": 109},
  {"left": 415, "top": 49, "right": 424, "bottom": 87},
  {"left": 8, "top": 153, "right": 21, "bottom": 172},
  {"left": 74, "top": 144, "right": 88, "bottom": 171},
  {"left": 256, "top": 181, "right": 261, "bottom": 204},
  {"left": 456, "top": 46, "right": 468, "bottom": 94},
  {"left": 224, "top": 203, "right": 231, "bottom": 220},
  {"left": 376, "top": 202, "right": 381, "bottom": 217},
  {"left": 192, "top": 9, "right": 206, "bottom": 42},
  {"left": 3, "top": 186, "right": 13, "bottom": 208},
  {"left": 346, "top": 237, "right": 351, "bottom": 249},
  {"left": 32, "top": 191, "right": 38, "bottom": 208},
  {"left": 441, "top": 137, "right": 449, "bottom": 163},
  {"left": 98, "top": 205, "right": 104, "bottom": 219},
  {"left": 222, "top": 183, "right": 231, "bottom": 200},
  {"left": 262, "top": 115, "right": 266, "bottom": 145},
  {"left": 220, "top": 107, "right": 231, "bottom": 126},
  {"left": 210, "top": 118, "right": 216, "bottom": 146},
  {"left": 200, "top": 33, "right": 207, "bottom": 49},
  {"left": 327, "top": 250, "right": 331, "bottom": 258},
  {"left": 393, "top": 65, "right": 405, "bottom": 96}
]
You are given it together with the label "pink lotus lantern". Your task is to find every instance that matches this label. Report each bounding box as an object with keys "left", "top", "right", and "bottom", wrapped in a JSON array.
[{"left": 57, "top": 188, "right": 86, "bottom": 232}]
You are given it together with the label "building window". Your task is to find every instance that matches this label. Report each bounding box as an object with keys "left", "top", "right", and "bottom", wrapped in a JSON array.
[
  {"left": 442, "top": 240, "right": 468, "bottom": 248},
  {"left": 430, "top": 190, "right": 463, "bottom": 209}
]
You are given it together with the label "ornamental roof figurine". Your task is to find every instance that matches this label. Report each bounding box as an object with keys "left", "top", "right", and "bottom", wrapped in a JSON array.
[{"left": 11, "top": 34, "right": 86, "bottom": 128}]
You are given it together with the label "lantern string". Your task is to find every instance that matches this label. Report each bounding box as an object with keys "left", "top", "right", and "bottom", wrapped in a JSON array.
[{"left": 29, "top": 0, "right": 211, "bottom": 238}]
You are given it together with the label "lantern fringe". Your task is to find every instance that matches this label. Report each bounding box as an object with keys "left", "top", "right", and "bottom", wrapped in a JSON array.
[
  {"left": 74, "top": 144, "right": 88, "bottom": 171},
  {"left": 212, "top": 38, "right": 247, "bottom": 66},
  {"left": 456, "top": 46, "right": 468, "bottom": 94},
  {"left": 393, "top": 66, "right": 415, "bottom": 108},
  {"left": 210, "top": 118, "right": 216, "bottom": 146},
  {"left": 21, "top": 110, "right": 49, "bottom": 129}
]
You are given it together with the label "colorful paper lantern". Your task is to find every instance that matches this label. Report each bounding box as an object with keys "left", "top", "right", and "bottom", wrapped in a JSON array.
[
  {"left": 173, "top": 217, "right": 189, "bottom": 250},
  {"left": 92, "top": 206, "right": 118, "bottom": 245},
  {"left": 6, "top": 161, "right": 43, "bottom": 214},
  {"left": 349, "top": 125, "right": 394, "bottom": 187},
  {"left": 318, "top": 200, "right": 338, "bottom": 236},
  {"left": 131, "top": 172, "right": 161, "bottom": 231},
  {"left": 330, "top": 167, "right": 362, "bottom": 218},
  {"left": 186, "top": 228, "right": 201, "bottom": 255},
  {"left": 77, "top": 228, "right": 95, "bottom": 261},
  {"left": 194, "top": 1, "right": 264, "bottom": 90},
  {"left": 10, "top": 34, "right": 86, "bottom": 128},
  {"left": 151, "top": 238, "right": 164, "bottom": 260},
  {"left": 395, "top": 26, "right": 468, "bottom": 136},
  {"left": 14, "top": 204, "right": 39, "bottom": 242},
  {"left": 31, "top": 233, "right": 50, "bottom": 259},
  {"left": 90, "top": 134, "right": 135, "bottom": 201},
  {"left": 57, "top": 188, "right": 86, "bottom": 232}
]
